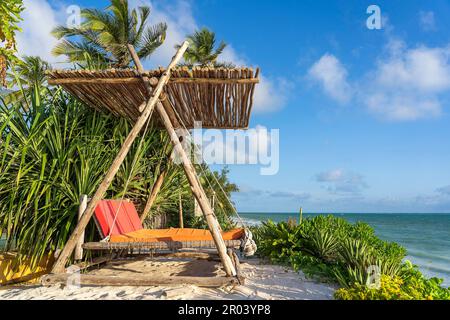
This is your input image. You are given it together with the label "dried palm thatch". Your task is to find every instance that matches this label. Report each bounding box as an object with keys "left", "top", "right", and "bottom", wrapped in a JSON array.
[{"left": 47, "top": 67, "right": 260, "bottom": 129}]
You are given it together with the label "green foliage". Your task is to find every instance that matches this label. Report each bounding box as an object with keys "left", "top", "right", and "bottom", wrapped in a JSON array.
[
  {"left": 252, "top": 220, "right": 302, "bottom": 263},
  {"left": 5, "top": 56, "right": 52, "bottom": 106},
  {"left": 177, "top": 28, "right": 234, "bottom": 68},
  {"left": 0, "top": 84, "right": 238, "bottom": 266},
  {"left": 0, "top": 0, "right": 24, "bottom": 85},
  {"left": 52, "top": 0, "right": 167, "bottom": 68},
  {"left": 253, "top": 215, "right": 450, "bottom": 300},
  {"left": 335, "top": 263, "right": 450, "bottom": 300}
]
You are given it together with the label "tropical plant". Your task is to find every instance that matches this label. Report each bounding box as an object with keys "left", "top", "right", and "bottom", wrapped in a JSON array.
[
  {"left": 5, "top": 56, "right": 52, "bottom": 106},
  {"left": 0, "top": 0, "right": 24, "bottom": 86},
  {"left": 177, "top": 28, "right": 234, "bottom": 68},
  {"left": 0, "top": 85, "right": 188, "bottom": 265},
  {"left": 52, "top": 0, "right": 167, "bottom": 68},
  {"left": 335, "top": 266, "right": 450, "bottom": 300},
  {"left": 253, "top": 215, "right": 450, "bottom": 299}
]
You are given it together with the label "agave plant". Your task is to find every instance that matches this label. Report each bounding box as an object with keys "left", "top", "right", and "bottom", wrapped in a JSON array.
[{"left": 301, "top": 228, "right": 339, "bottom": 263}]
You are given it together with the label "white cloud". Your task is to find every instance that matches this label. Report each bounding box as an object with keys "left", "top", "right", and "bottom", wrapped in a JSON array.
[
  {"left": 309, "top": 40, "right": 450, "bottom": 121},
  {"left": 16, "top": 0, "right": 64, "bottom": 63},
  {"left": 374, "top": 44, "right": 450, "bottom": 92},
  {"left": 437, "top": 185, "right": 450, "bottom": 196},
  {"left": 316, "top": 169, "right": 368, "bottom": 195},
  {"left": 364, "top": 42, "right": 450, "bottom": 121},
  {"left": 234, "top": 186, "right": 310, "bottom": 201},
  {"left": 419, "top": 11, "right": 437, "bottom": 32},
  {"left": 308, "top": 53, "right": 352, "bottom": 104}
]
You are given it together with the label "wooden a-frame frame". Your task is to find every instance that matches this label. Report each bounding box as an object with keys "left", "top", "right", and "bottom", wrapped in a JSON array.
[{"left": 50, "top": 41, "right": 237, "bottom": 277}]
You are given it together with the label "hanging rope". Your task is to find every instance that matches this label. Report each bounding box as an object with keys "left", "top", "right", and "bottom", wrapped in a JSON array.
[
  {"left": 101, "top": 107, "right": 155, "bottom": 242},
  {"left": 169, "top": 102, "right": 246, "bottom": 226}
]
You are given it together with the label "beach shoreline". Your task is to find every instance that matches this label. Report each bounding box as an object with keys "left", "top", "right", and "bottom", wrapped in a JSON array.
[{"left": 0, "top": 259, "right": 336, "bottom": 300}]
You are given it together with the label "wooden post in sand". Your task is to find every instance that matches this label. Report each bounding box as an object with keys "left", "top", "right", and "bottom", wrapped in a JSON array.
[
  {"left": 128, "top": 45, "right": 237, "bottom": 277},
  {"left": 179, "top": 193, "right": 184, "bottom": 229},
  {"left": 140, "top": 170, "right": 167, "bottom": 223},
  {"left": 50, "top": 42, "right": 189, "bottom": 274},
  {"left": 74, "top": 195, "right": 88, "bottom": 261}
]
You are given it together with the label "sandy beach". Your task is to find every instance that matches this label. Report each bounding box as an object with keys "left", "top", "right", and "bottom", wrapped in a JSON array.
[{"left": 0, "top": 258, "right": 336, "bottom": 300}]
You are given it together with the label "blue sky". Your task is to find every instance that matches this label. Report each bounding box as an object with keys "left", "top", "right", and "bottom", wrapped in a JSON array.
[{"left": 17, "top": 0, "right": 450, "bottom": 213}]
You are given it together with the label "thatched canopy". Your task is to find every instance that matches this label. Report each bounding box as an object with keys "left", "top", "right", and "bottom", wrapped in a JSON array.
[{"left": 47, "top": 67, "right": 259, "bottom": 129}]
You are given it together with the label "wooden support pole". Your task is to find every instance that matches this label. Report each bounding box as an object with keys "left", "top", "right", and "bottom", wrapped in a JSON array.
[
  {"left": 41, "top": 273, "right": 238, "bottom": 288},
  {"left": 50, "top": 42, "right": 189, "bottom": 274},
  {"left": 211, "top": 191, "right": 216, "bottom": 209},
  {"left": 179, "top": 193, "right": 184, "bottom": 229},
  {"left": 140, "top": 170, "right": 167, "bottom": 223},
  {"left": 127, "top": 46, "right": 237, "bottom": 277},
  {"left": 74, "top": 195, "right": 88, "bottom": 261},
  {"left": 299, "top": 207, "right": 303, "bottom": 225},
  {"left": 194, "top": 198, "right": 202, "bottom": 217}
]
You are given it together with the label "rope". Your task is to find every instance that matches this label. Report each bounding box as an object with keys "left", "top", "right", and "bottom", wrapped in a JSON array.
[
  {"left": 167, "top": 101, "right": 247, "bottom": 228},
  {"left": 101, "top": 107, "right": 155, "bottom": 242}
]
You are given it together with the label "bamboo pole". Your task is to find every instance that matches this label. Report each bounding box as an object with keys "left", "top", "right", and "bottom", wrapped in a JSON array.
[
  {"left": 41, "top": 274, "right": 238, "bottom": 288},
  {"left": 140, "top": 170, "right": 167, "bottom": 223},
  {"left": 74, "top": 195, "right": 88, "bottom": 261},
  {"left": 299, "top": 207, "right": 303, "bottom": 225},
  {"left": 50, "top": 42, "right": 189, "bottom": 274},
  {"left": 179, "top": 193, "right": 184, "bottom": 229}
]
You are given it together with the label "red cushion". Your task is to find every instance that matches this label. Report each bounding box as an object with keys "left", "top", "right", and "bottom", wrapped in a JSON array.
[{"left": 94, "top": 200, "right": 143, "bottom": 237}]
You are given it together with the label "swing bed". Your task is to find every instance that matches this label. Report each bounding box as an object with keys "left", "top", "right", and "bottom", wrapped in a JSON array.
[{"left": 41, "top": 42, "right": 260, "bottom": 288}]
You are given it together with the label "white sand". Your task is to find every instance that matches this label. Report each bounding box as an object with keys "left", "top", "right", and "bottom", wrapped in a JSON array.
[{"left": 0, "top": 258, "right": 336, "bottom": 300}]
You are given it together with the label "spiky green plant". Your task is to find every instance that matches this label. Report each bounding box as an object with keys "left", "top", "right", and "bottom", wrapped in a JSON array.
[
  {"left": 0, "top": 86, "right": 190, "bottom": 266},
  {"left": 5, "top": 56, "right": 52, "bottom": 106},
  {"left": 0, "top": 81, "right": 239, "bottom": 267}
]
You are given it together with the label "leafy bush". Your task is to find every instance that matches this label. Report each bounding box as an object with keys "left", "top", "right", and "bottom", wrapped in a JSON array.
[
  {"left": 253, "top": 215, "right": 450, "bottom": 300},
  {"left": 335, "top": 263, "right": 450, "bottom": 300}
]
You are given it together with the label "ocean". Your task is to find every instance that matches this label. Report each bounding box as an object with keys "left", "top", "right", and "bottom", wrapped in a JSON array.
[{"left": 240, "top": 212, "right": 450, "bottom": 287}]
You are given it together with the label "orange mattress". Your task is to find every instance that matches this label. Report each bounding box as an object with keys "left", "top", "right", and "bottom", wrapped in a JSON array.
[{"left": 110, "top": 228, "right": 245, "bottom": 243}]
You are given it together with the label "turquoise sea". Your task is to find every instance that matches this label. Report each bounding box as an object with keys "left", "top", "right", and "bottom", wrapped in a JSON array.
[{"left": 240, "top": 212, "right": 450, "bottom": 287}]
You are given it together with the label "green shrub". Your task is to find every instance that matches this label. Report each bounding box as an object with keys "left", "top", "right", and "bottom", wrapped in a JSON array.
[
  {"left": 253, "top": 215, "right": 450, "bottom": 300},
  {"left": 335, "top": 263, "right": 450, "bottom": 300}
]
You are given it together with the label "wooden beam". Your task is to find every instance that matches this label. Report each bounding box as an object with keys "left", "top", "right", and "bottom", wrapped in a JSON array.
[
  {"left": 48, "top": 77, "right": 259, "bottom": 86},
  {"left": 82, "top": 240, "right": 241, "bottom": 251},
  {"left": 179, "top": 193, "right": 184, "bottom": 229},
  {"left": 41, "top": 274, "right": 238, "bottom": 288},
  {"left": 69, "top": 255, "right": 113, "bottom": 272},
  {"left": 140, "top": 169, "right": 167, "bottom": 223},
  {"left": 50, "top": 42, "right": 190, "bottom": 274},
  {"left": 74, "top": 195, "right": 88, "bottom": 261}
]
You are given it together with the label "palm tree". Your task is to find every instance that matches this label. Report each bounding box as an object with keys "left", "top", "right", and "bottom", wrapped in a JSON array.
[
  {"left": 177, "top": 28, "right": 234, "bottom": 68},
  {"left": 52, "top": 0, "right": 167, "bottom": 68},
  {"left": 5, "top": 55, "right": 51, "bottom": 106}
]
